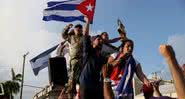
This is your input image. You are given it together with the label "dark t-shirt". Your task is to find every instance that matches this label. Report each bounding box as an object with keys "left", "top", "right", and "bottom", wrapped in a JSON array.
[{"left": 79, "top": 36, "right": 107, "bottom": 99}]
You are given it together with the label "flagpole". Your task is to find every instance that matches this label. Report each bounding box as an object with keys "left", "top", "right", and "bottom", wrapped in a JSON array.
[{"left": 20, "top": 52, "right": 29, "bottom": 99}]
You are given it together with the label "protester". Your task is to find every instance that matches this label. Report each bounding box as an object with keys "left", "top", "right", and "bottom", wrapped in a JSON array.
[
  {"left": 107, "top": 39, "right": 150, "bottom": 99},
  {"left": 79, "top": 17, "right": 108, "bottom": 99},
  {"left": 102, "top": 44, "right": 185, "bottom": 99},
  {"left": 100, "top": 32, "right": 119, "bottom": 58},
  {"left": 101, "top": 32, "right": 122, "bottom": 44},
  {"left": 159, "top": 44, "right": 185, "bottom": 99},
  {"left": 59, "top": 18, "right": 89, "bottom": 98},
  {"left": 100, "top": 23, "right": 127, "bottom": 58},
  {"left": 101, "top": 18, "right": 127, "bottom": 44}
]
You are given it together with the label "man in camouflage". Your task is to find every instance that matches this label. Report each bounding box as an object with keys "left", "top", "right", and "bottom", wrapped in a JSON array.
[{"left": 61, "top": 19, "right": 89, "bottom": 98}]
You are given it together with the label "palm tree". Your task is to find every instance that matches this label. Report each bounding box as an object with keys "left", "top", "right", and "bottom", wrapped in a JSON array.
[
  {"left": 11, "top": 68, "right": 22, "bottom": 82},
  {"left": 2, "top": 68, "right": 22, "bottom": 99}
]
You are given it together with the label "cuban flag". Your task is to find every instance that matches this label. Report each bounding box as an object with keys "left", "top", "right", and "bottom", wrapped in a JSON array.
[
  {"left": 43, "top": 0, "right": 96, "bottom": 23},
  {"left": 115, "top": 56, "right": 136, "bottom": 99},
  {"left": 30, "top": 45, "right": 59, "bottom": 76}
]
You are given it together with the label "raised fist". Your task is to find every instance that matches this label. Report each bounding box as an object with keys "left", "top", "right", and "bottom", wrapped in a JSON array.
[
  {"left": 67, "top": 24, "right": 73, "bottom": 28},
  {"left": 159, "top": 44, "right": 175, "bottom": 59}
]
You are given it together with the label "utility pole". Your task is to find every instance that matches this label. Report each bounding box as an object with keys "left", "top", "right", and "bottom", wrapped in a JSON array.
[{"left": 20, "top": 52, "right": 29, "bottom": 99}]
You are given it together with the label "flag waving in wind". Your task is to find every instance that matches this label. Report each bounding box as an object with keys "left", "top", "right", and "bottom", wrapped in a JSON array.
[
  {"left": 43, "top": 0, "right": 96, "bottom": 23},
  {"left": 30, "top": 45, "right": 59, "bottom": 76}
]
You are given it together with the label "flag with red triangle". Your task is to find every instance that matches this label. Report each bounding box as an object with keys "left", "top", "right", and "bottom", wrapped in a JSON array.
[{"left": 43, "top": 0, "right": 96, "bottom": 23}]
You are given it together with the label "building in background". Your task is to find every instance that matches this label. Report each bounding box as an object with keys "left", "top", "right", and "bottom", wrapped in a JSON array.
[{"left": 133, "top": 72, "right": 177, "bottom": 99}]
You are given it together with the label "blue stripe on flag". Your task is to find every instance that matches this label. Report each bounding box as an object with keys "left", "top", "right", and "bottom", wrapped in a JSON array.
[
  {"left": 32, "top": 58, "right": 49, "bottom": 76},
  {"left": 43, "top": 15, "right": 85, "bottom": 22},
  {"left": 30, "top": 45, "right": 59, "bottom": 76},
  {"left": 47, "top": 1, "right": 68, "bottom": 7},
  {"left": 45, "top": 4, "right": 78, "bottom": 11},
  {"left": 115, "top": 56, "right": 136, "bottom": 98},
  {"left": 116, "top": 65, "right": 129, "bottom": 93}
]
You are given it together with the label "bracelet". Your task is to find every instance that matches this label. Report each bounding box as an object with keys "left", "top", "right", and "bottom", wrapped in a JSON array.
[{"left": 103, "top": 78, "right": 111, "bottom": 83}]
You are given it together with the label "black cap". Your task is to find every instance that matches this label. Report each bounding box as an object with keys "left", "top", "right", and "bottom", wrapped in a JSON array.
[
  {"left": 91, "top": 35, "right": 102, "bottom": 42},
  {"left": 74, "top": 24, "right": 83, "bottom": 29}
]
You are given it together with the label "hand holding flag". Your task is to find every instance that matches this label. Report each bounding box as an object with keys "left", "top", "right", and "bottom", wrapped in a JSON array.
[{"left": 68, "top": 23, "right": 73, "bottom": 28}]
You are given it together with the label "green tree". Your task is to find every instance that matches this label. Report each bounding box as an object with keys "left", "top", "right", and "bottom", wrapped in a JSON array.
[{"left": 2, "top": 68, "right": 22, "bottom": 99}]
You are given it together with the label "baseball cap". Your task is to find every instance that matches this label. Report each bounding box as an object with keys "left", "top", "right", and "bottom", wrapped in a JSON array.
[{"left": 74, "top": 24, "right": 83, "bottom": 29}]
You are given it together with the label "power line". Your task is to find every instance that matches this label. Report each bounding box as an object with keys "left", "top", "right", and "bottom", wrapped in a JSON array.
[{"left": 23, "top": 84, "right": 44, "bottom": 89}]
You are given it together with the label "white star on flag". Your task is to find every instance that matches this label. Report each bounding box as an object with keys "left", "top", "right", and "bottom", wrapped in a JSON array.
[{"left": 86, "top": 3, "right": 93, "bottom": 12}]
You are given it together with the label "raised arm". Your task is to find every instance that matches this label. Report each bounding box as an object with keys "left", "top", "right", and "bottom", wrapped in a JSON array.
[
  {"left": 159, "top": 44, "right": 185, "bottom": 99},
  {"left": 135, "top": 64, "right": 150, "bottom": 87},
  {"left": 61, "top": 24, "right": 73, "bottom": 40},
  {"left": 83, "top": 16, "right": 90, "bottom": 36},
  {"left": 105, "top": 37, "right": 121, "bottom": 44},
  {"left": 107, "top": 53, "right": 131, "bottom": 67},
  {"left": 107, "top": 55, "right": 119, "bottom": 67},
  {"left": 82, "top": 35, "right": 92, "bottom": 65}
]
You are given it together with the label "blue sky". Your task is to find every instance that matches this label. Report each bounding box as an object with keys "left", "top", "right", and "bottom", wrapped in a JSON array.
[
  {"left": 45, "top": 0, "right": 185, "bottom": 77},
  {"left": 0, "top": 0, "right": 185, "bottom": 98}
]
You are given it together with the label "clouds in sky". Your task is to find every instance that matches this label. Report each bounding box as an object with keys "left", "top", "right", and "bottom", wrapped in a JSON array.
[
  {"left": 159, "top": 33, "right": 185, "bottom": 80},
  {"left": 167, "top": 33, "right": 185, "bottom": 66},
  {"left": 0, "top": 0, "right": 66, "bottom": 72}
]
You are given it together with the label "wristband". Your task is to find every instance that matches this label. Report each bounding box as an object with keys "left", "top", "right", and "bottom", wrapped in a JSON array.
[{"left": 103, "top": 78, "right": 111, "bottom": 83}]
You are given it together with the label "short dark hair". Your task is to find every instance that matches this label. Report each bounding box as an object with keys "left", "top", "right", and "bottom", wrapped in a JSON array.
[
  {"left": 101, "top": 32, "right": 108, "bottom": 36},
  {"left": 91, "top": 35, "right": 102, "bottom": 42},
  {"left": 74, "top": 24, "right": 83, "bottom": 29}
]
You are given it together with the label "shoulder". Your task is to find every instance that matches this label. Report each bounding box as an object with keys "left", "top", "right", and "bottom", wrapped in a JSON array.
[{"left": 132, "top": 56, "right": 140, "bottom": 66}]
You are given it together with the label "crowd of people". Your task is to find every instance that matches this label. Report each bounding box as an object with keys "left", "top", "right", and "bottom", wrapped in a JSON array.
[{"left": 57, "top": 17, "right": 185, "bottom": 99}]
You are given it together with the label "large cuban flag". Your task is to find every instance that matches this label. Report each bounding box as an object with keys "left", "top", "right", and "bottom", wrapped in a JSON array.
[{"left": 43, "top": 0, "right": 96, "bottom": 23}]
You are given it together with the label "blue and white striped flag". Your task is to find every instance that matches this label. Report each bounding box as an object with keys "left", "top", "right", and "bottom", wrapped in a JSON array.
[
  {"left": 30, "top": 45, "right": 59, "bottom": 76},
  {"left": 43, "top": 0, "right": 96, "bottom": 23}
]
